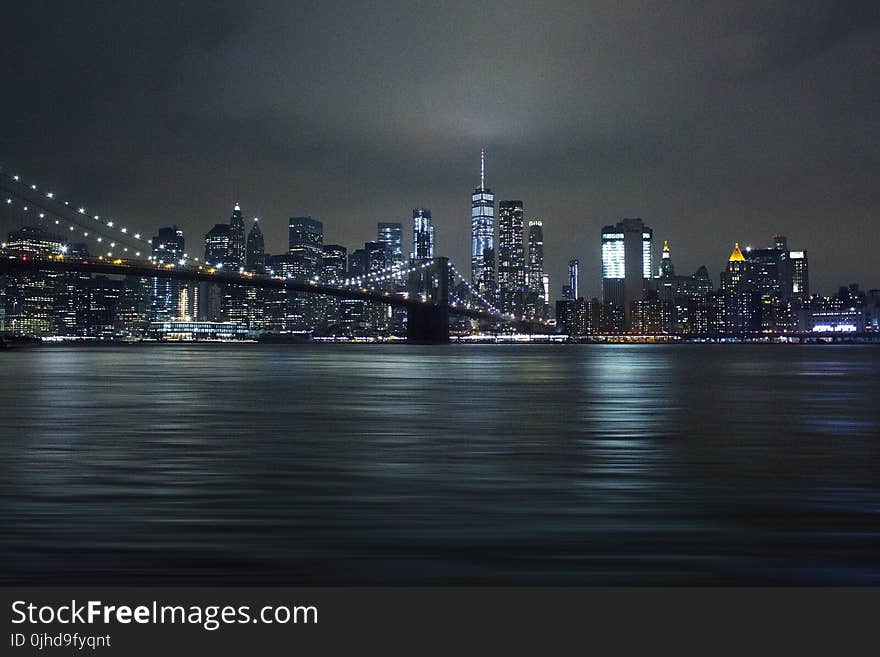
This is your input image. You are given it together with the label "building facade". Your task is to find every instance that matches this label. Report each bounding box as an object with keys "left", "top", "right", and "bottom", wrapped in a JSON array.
[
  {"left": 601, "top": 218, "right": 653, "bottom": 330},
  {"left": 526, "top": 220, "right": 546, "bottom": 318},
  {"left": 412, "top": 208, "right": 434, "bottom": 261},
  {"left": 497, "top": 200, "right": 525, "bottom": 315},
  {"left": 150, "top": 226, "right": 185, "bottom": 322},
  {"left": 471, "top": 150, "right": 495, "bottom": 302}
]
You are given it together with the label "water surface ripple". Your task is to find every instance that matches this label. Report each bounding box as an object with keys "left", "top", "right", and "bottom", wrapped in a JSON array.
[{"left": 1, "top": 344, "right": 878, "bottom": 584}]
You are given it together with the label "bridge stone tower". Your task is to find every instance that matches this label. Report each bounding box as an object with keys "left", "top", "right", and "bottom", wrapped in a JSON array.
[{"left": 406, "top": 257, "right": 449, "bottom": 344}]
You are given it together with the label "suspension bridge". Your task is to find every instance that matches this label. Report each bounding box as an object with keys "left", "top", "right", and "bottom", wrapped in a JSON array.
[{"left": 0, "top": 164, "right": 550, "bottom": 343}]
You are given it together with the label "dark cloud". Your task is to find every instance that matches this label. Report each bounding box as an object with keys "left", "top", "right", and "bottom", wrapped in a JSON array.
[{"left": 2, "top": 0, "right": 878, "bottom": 294}]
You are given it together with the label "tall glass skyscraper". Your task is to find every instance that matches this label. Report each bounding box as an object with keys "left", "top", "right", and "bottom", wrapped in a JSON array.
[
  {"left": 527, "top": 220, "right": 546, "bottom": 317},
  {"left": 497, "top": 200, "right": 525, "bottom": 315},
  {"left": 527, "top": 220, "right": 545, "bottom": 299},
  {"left": 151, "top": 226, "right": 185, "bottom": 321},
  {"left": 286, "top": 216, "right": 324, "bottom": 331},
  {"left": 601, "top": 217, "right": 653, "bottom": 329},
  {"left": 204, "top": 223, "right": 230, "bottom": 267},
  {"left": 790, "top": 250, "right": 809, "bottom": 300},
  {"left": 378, "top": 221, "right": 407, "bottom": 333},
  {"left": 412, "top": 208, "right": 434, "bottom": 260},
  {"left": 322, "top": 244, "right": 347, "bottom": 283},
  {"left": 378, "top": 222, "right": 404, "bottom": 278},
  {"left": 471, "top": 149, "right": 495, "bottom": 301},
  {"left": 227, "top": 202, "right": 246, "bottom": 269},
  {"left": 288, "top": 216, "right": 324, "bottom": 277},
  {"left": 224, "top": 203, "right": 249, "bottom": 326}
]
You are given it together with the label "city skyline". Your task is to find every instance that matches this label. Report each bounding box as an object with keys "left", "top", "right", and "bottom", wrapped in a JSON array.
[
  {"left": 2, "top": 152, "right": 874, "bottom": 304},
  {"left": 2, "top": 2, "right": 878, "bottom": 297},
  {"left": 3, "top": 171, "right": 877, "bottom": 340}
]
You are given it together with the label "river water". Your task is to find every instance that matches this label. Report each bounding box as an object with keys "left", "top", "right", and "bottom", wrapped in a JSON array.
[{"left": 1, "top": 344, "right": 878, "bottom": 584}]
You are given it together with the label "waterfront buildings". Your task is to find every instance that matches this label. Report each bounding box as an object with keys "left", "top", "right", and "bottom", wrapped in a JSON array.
[{"left": 2, "top": 226, "right": 65, "bottom": 335}]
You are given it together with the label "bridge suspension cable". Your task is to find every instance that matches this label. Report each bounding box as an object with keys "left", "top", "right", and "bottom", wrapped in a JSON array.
[
  {"left": 0, "top": 165, "right": 164, "bottom": 262},
  {"left": 447, "top": 262, "right": 500, "bottom": 315}
]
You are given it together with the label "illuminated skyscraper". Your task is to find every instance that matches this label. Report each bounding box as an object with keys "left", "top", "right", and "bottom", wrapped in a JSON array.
[
  {"left": 227, "top": 202, "right": 246, "bottom": 269},
  {"left": 287, "top": 216, "right": 324, "bottom": 331},
  {"left": 378, "top": 221, "right": 407, "bottom": 333},
  {"left": 151, "top": 226, "right": 185, "bottom": 321},
  {"left": 497, "top": 200, "right": 525, "bottom": 314},
  {"left": 523, "top": 220, "right": 546, "bottom": 319},
  {"left": 659, "top": 240, "right": 673, "bottom": 277},
  {"left": 601, "top": 218, "right": 653, "bottom": 330},
  {"left": 321, "top": 244, "right": 348, "bottom": 332},
  {"left": 721, "top": 242, "right": 747, "bottom": 291},
  {"left": 202, "top": 223, "right": 230, "bottom": 323},
  {"left": 288, "top": 216, "right": 324, "bottom": 276},
  {"left": 377, "top": 222, "right": 404, "bottom": 269},
  {"left": 471, "top": 149, "right": 495, "bottom": 301},
  {"left": 412, "top": 208, "right": 434, "bottom": 260},
  {"left": 221, "top": 204, "right": 249, "bottom": 326},
  {"left": 2, "top": 226, "right": 66, "bottom": 335},
  {"left": 567, "top": 259, "right": 579, "bottom": 300},
  {"left": 720, "top": 242, "right": 760, "bottom": 334},
  {"left": 322, "top": 244, "right": 347, "bottom": 283},
  {"left": 790, "top": 250, "right": 809, "bottom": 300},
  {"left": 529, "top": 219, "right": 546, "bottom": 293},
  {"left": 204, "top": 223, "right": 230, "bottom": 267}
]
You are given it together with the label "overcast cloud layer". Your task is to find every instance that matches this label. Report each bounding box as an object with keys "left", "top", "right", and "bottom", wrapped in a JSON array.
[{"left": 2, "top": 0, "right": 879, "bottom": 295}]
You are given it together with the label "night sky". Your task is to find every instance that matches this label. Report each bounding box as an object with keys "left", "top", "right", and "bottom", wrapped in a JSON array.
[{"left": 2, "top": 1, "right": 878, "bottom": 296}]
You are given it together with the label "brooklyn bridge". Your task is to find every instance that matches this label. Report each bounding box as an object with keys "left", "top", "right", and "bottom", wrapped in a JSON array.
[{"left": 0, "top": 165, "right": 550, "bottom": 343}]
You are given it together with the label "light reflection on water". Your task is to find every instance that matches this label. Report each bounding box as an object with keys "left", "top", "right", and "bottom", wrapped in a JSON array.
[{"left": 0, "top": 344, "right": 878, "bottom": 585}]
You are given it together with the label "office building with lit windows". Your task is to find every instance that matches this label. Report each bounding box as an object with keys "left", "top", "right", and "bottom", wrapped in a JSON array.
[
  {"left": 412, "top": 208, "right": 434, "bottom": 261},
  {"left": 227, "top": 202, "right": 246, "bottom": 269},
  {"left": 377, "top": 221, "right": 407, "bottom": 334},
  {"left": 601, "top": 217, "right": 653, "bottom": 330},
  {"left": 288, "top": 216, "right": 324, "bottom": 271},
  {"left": 567, "top": 259, "right": 579, "bottom": 300},
  {"left": 2, "top": 226, "right": 66, "bottom": 335},
  {"left": 204, "top": 223, "right": 231, "bottom": 267},
  {"left": 790, "top": 251, "right": 809, "bottom": 301},
  {"left": 497, "top": 200, "right": 525, "bottom": 315},
  {"left": 150, "top": 226, "right": 185, "bottom": 322},
  {"left": 524, "top": 220, "right": 546, "bottom": 318},
  {"left": 471, "top": 150, "right": 495, "bottom": 301},
  {"left": 377, "top": 222, "right": 404, "bottom": 269}
]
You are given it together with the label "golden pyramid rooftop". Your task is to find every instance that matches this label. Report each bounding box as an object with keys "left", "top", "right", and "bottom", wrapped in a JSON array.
[{"left": 729, "top": 242, "right": 746, "bottom": 262}]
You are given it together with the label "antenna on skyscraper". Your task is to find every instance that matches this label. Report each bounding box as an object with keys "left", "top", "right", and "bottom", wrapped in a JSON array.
[{"left": 480, "top": 148, "right": 485, "bottom": 190}]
